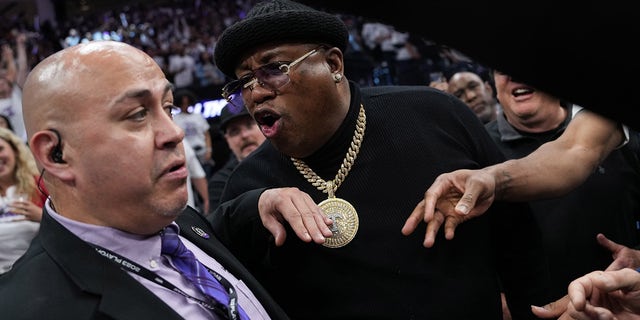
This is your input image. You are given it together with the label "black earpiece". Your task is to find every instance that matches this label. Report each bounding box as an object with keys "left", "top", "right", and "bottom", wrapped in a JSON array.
[{"left": 48, "top": 128, "right": 64, "bottom": 163}]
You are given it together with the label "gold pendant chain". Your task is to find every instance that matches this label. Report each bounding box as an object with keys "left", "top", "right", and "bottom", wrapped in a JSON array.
[{"left": 291, "top": 104, "right": 366, "bottom": 198}]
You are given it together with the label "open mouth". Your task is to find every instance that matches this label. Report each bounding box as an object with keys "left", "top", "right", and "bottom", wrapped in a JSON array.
[
  {"left": 255, "top": 110, "right": 281, "bottom": 127},
  {"left": 168, "top": 164, "right": 183, "bottom": 172},
  {"left": 164, "top": 159, "right": 186, "bottom": 175},
  {"left": 512, "top": 87, "right": 535, "bottom": 97}
]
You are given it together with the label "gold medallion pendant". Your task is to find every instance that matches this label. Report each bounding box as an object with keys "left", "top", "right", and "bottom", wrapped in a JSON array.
[
  {"left": 318, "top": 197, "right": 359, "bottom": 248},
  {"left": 291, "top": 105, "right": 366, "bottom": 249}
]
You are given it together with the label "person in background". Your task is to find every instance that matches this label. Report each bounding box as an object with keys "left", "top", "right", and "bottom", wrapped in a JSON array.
[
  {"left": 0, "top": 33, "right": 28, "bottom": 142},
  {"left": 447, "top": 70, "right": 499, "bottom": 124},
  {"left": 210, "top": 0, "right": 551, "bottom": 318},
  {"left": 172, "top": 89, "right": 214, "bottom": 176},
  {"left": 405, "top": 107, "right": 627, "bottom": 247},
  {"left": 0, "top": 40, "right": 292, "bottom": 319},
  {"left": 208, "top": 96, "right": 265, "bottom": 213},
  {"left": 484, "top": 70, "right": 640, "bottom": 302},
  {"left": 183, "top": 139, "right": 209, "bottom": 215},
  {"left": 403, "top": 87, "right": 637, "bottom": 318},
  {"left": 167, "top": 42, "right": 196, "bottom": 91},
  {"left": 0, "top": 127, "right": 47, "bottom": 274}
]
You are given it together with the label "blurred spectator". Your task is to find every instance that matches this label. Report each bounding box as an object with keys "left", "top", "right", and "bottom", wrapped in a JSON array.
[
  {"left": 193, "top": 49, "right": 226, "bottom": 99},
  {"left": 208, "top": 98, "right": 265, "bottom": 213},
  {"left": 393, "top": 31, "right": 425, "bottom": 85},
  {"left": 361, "top": 21, "right": 397, "bottom": 85},
  {"left": 0, "top": 33, "right": 28, "bottom": 142},
  {"left": 172, "top": 89, "right": 213, "bottom": 176},
  {"left": 168, "top": 42, "right": 196, "bottom": 91},
  {"left": 183, "top": 139, "right": 209, "bottom": 215},
  {"left": 447, "top": 70, "right": 500, "bottom": 124},
  {"left": 341, "top": 14, "right": 374, "bottom": 86},
  {"left": 0, "top": 127, "right": 48, "bottom": 274},
  {"left": 62, "top": 28, "right": 80, "bottom": 48}
]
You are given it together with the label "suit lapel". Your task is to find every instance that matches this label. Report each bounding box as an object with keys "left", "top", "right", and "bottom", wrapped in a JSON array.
[{"left": 39, "top": 211, "right": 183, "bottom": 319}]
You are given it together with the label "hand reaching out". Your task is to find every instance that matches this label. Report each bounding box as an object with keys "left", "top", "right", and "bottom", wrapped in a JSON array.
[{"left": 402, "top": 168, "right": 497, "bottom": 247}]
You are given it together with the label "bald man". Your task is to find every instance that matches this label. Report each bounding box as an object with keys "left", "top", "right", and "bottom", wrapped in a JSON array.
[{"left": 0, "top": 41, "right": 292, "bottom": 320}]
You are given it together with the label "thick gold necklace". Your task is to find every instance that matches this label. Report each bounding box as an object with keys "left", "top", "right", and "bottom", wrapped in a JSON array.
[{"left": 291, "top": 104, "right": 365, "bottom": 248}]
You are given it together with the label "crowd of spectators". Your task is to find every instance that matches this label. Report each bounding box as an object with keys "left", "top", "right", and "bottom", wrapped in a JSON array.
[
  {"left": 1, "top": 0, "right": 498, "bottom": 202},
  {"left": 1, "top": 0, "right": 489, "bottom": 103}
]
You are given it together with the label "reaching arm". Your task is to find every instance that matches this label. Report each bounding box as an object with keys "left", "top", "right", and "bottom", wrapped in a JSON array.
[
  {"left": 403, "top": 108, "right": 625, "bottom": 247},
  {"left": 489, "top": 109, "right": 623, "bottom": 201}
]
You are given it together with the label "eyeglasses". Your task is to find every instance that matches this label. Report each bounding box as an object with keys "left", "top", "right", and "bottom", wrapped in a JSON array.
[{"left": 221, "top": 48, "right": 319, "bottom": 107}]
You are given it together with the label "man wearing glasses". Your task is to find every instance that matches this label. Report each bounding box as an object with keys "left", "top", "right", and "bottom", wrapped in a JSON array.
[{"left": 209, "top": 0, "right": 552, "bottom": 319}]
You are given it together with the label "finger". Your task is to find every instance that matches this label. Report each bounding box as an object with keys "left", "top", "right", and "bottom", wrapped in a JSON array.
[
  {"left": 567, "top": 272, "right": 600, "bottom": 311},
  {"left": 313, "top": 212, "right": 334, "bottom": 238},
  {"left": 596, "top": 233, "right": 623, "bottom": 255},
  {"left": 455, "top": 187, "right": 478, "bottom": 215},
  {"left": 590, "top": 268, "right": 640, "bottom": 292},
  {"left": 279, "top": 199, "right": 316, "bottom": 244},
  {"left": 401, "top": 200, "right": 425, "bottom": 236},
  {"left": 423, "top": 210, "right": 444, "bottom": 248},
  {"left": 423, "top": 180, "right": 445, "bottom": 223},
  {"left": 443, "top": 215, "right": 459, "bottom": 240},
  {"left": 258, "top": 189, "right": 293, "bottom": 246},
  {"left": 292, "top": 195, "right": 331, "bottom": 244},
  {"left": 568, "top": 304, "right": 615, "bottom": 320},
  {"left": 261, "top": 214, "right": 288, "bottom": 247},
  {"left": 531, "top": 295, "right": 570, "bottom": 318},
  {"left": 604, "top": 260, "right": 624, "bottom": 272}
]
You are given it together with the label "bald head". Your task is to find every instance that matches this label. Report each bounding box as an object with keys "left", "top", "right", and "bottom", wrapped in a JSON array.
[
  {"left": 22, "top": 41, "right": 161, "bottom": 140},
  {"left": 24, "top": 41, "right": 186, "bottom": 234}
]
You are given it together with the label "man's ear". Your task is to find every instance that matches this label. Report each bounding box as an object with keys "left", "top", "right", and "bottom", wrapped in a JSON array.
[
  {"left": 29, "top": 130, "right": 73, "bottom": 181},
  {"left": 325, "top": 47, "right": 344, "bottom": 75}
]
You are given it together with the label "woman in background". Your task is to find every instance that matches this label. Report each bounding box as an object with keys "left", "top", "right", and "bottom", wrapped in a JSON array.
[{"left": 0, "top": 127, "right": 47, "bottom": 273}]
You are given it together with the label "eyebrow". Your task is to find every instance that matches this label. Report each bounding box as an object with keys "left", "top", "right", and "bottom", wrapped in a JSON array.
[
  {"left": 114, "top": 83, "right": 174, "bottom": 104},
  {"left": 238, "top": 49, "right": 286, "bottom": 72}
]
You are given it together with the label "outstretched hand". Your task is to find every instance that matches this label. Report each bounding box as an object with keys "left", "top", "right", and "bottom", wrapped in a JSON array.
[
  {"left": 563, "top": 268, "right": 640, "bottom": 319},
  {"left": 531, "top": 234, "right": 640, "bottom": 319},
  {"left": 402, "top": 168, "right": 497, "bottom": 247},
  {"left": 534, "top": 269, "right": 640, "bottom": 319},
  {"left": 258, "top": 187, "right": 334, "bottom": 246},
  {"left": 597, "top": 233, "right": 640, "bottom": 271}
]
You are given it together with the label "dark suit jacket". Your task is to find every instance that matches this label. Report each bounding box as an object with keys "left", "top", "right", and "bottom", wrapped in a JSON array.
[{"left": 0, "top": 205, "right": 288, "bottom": 320}]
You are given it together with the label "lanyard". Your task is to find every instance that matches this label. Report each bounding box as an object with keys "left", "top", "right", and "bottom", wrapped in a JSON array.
[{"left": 92, "top": 244, "right": 241, "bottom": 320}]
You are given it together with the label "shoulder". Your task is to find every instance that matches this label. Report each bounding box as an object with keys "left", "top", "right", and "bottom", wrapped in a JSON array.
[
  {"left": 359, "top": 85, "right": 481, "bottom": 128},
  {"left": 362, "top": 84, "right": 447, "bottom": 98},
  {"left": 361, "top": 85, "right": 469, "bottom": 112},
  {"left": 210, "top": 158, "right": 238, "bottom": 183}
]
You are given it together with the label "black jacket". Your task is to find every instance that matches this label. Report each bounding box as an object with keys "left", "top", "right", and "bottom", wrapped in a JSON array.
[{"left": 0, "top": 206, "right": 288, "bottom": 320}]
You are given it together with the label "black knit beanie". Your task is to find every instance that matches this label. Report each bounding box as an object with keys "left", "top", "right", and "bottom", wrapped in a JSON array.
[{"left": 214, "top": 0, "right": 349, "bottom": 79}]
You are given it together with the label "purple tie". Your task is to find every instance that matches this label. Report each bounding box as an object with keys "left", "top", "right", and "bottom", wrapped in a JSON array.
[{"left": 161, "top": 225, "right": 249, "bottom": 320}]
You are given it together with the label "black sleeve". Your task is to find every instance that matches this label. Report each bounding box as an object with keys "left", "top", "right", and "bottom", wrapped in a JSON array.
[{"left": 208, "top": 188, "right": 273, "bottom": 265}]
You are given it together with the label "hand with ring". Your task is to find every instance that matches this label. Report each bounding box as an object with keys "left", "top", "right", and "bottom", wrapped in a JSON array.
[{"left": 8, "top": 198, "right": 42, "bottom": 222}]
